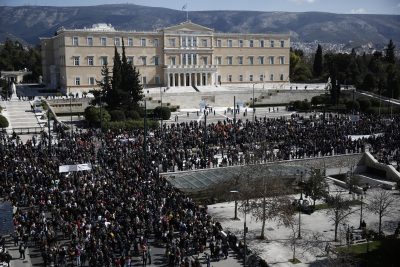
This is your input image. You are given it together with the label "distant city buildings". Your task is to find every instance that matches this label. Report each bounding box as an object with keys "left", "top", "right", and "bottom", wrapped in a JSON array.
[{"left": 40, "top": 21, "right": 290, "bottom": 93}]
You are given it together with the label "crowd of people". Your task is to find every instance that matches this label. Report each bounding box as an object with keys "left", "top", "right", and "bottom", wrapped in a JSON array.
[
  {"left": 153, "top": 113, "right": 400, "bottom": 171},
  {"left": 0, "top": 112, "right": 399, "bottom": 266}
]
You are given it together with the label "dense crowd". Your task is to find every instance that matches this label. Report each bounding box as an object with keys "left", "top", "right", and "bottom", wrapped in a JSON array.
[{"left": 0, "top": 113, "right": 399, "bottom": 266}]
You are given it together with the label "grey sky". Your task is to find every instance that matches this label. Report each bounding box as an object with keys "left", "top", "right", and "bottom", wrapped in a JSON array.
[{"left": 1, "top": 0, "right": 399, "bottom": 14}]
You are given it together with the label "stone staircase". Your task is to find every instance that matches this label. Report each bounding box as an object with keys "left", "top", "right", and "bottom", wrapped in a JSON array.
[{"left": 1, "top": 100, "right": 43, "bottom": 134}]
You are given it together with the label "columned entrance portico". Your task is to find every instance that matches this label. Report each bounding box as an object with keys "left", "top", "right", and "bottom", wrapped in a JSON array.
[{"left": 166, "top": 66, "right": 217, "bottom": 88}]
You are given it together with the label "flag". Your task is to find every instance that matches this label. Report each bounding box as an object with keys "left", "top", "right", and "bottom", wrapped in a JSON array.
[{"left": 182, "top": 4, "right": 187, "bottom": 10}]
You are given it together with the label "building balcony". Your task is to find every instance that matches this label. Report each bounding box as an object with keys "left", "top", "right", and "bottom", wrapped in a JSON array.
[{"left": 165, "top": 64, "right": 217, "bottom": 70}]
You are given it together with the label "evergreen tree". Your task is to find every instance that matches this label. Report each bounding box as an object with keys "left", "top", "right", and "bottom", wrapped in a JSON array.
[
  {"left": 119, "top": 38, "right": 143, "bottom": 110},
  {"left": 95, "top": 62, "right": 114, "bottom": 107},
  {"left": 385, "top": 39, "right": 396, "bottom": 64},
  {"left": 112, "top": 46, "right": 122, "bottom": 93},
  {"left": 313, "top": 44, "right": 323, "bottom": 78}
]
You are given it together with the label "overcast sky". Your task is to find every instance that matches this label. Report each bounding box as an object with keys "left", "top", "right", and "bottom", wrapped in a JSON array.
[{"left": 1, "top": 0, "right": 400, "bottom": 15}]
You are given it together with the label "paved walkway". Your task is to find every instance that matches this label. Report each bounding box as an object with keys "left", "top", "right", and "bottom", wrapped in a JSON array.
[{"left": 1, "top": 100, "right": 43, "bottom": 134}]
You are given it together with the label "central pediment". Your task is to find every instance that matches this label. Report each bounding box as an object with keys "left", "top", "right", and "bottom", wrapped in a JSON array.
[{"left": 163, "top": 21, "right": 214, "bottom": 33}]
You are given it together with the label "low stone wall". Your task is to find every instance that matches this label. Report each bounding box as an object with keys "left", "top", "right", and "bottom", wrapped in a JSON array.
[
  {"left": 147, "top": 89, "right": 325, "bottom": 109},
  {"left": 361, "top": 152, "right": 400, "bottom": 182},
  {"left": 47, "top": 98, "right": 91, "bottom": 114}
]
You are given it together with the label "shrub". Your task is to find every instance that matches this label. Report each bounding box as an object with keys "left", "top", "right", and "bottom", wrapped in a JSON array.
[
  {"left": 104, "top": 119, "right": 159, "bottom": 131},
  {"left": 84, "top": 106, "right": 111, "bottom": 127},
  {"left": 125, "top": 110, "right": 141, "bottom": 120},
  {"left": 345, "top": 100, "right": 360, "bottom": 111},
  {"left": 109, "top": 110, "right": 126, "bottom": 121},
  {"left": 358, "top": 99, "right": 371, "bottom": 112},
  {"left": 0, "top": 114, "right": 9, "bottom": 128},
  {"left": 153, "top": 106, "right": 171, "bottom": 120}
]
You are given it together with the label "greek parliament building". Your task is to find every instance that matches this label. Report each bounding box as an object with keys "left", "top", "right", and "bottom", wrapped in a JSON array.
[{"left": 40, "top": 21, "right": 290, "bottom": 93}]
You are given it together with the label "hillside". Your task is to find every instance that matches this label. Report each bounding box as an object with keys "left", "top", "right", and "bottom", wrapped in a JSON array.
[{"left": 0, "top": 4, "right": 399, "bottom": 46}]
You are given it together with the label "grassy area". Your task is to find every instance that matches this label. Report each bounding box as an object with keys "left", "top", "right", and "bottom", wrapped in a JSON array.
[
  {"left": 335, "top": 238, "right": 400, "bottom": 267},
  {"left": 314, "top": 199, "right": 362, "bottom": 211},
  {"left": 288, "top": 258, "right": 301, "bottom": 264},
  {"left": 336, "top": 241, "right": 381, "bottom": 254}
]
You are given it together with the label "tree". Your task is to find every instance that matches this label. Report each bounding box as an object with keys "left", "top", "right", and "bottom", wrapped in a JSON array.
[
  {"left": 0, "top": 114, "right": 9, "bottom": 128},
  {"left": 362, "top": 73, "right": 376, "bottom": 92},
  {"left": 313, "top": 44, "right": 323, "bottom": 78},
  {"left": 290, "top": 50, "right": 312, "bottom": 82},
  {"left": 385, "top": 39, "right": 396, "bottom": 64},
  {"left": 326, "top": 194, "right": 354, "bottom": 241},
  {"left": 304, "top": 169, "right": 328, "bottom": 208},
  {"left": 242, "top": 170, "right": 295, "bottom": 239},
  {"left": 84, "top": 106, "right": 110, "bottom": 127},
  {"left": 367, "top": 189, "right": 396, "bottom": 235}
]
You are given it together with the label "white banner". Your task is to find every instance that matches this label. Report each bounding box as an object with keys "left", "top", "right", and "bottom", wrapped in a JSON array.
[{"left": 59, "top": 163, "right": 92, "bottom": 173}]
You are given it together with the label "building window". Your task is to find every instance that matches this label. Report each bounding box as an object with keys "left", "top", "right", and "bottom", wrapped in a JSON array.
[
  {"left": 260, "top": 40, "right": 265, "bottom": 48},
  {"left": 154, "top": 38, "right": 159, "bottom": 47},
  {"left": 228, "top": 40, "right": 233, "bottom": 47},
  {"left": 73, "top": 56, "right": 80, "bottom": 66},
  {"left": 170, "top": 57, "right": 176, "bottom": 65},
  {"left": 238, "top": 56, "right": 243, "bottom": 65},
  {"left": 216, "top": 57, "right": 222, "bottom": 65},
  {"left": 87, "top": 37, "right": 93, "bottom": 46},
  {"left": 202, "top": 39, "right": 208, "bottom": 47},
  {"left": 100, "top": 56, "right": 108, "bottom": 65},
  {"left": 280, "top": 40, "right": 285, "bottom": 48},
  {"left": 72, "top": 36, "right": 79, "bottom": 46},
  {"left": 193, "top": 37, "right": 197, "bottom": 47},
  {"left": 217, "top": 39, "right": 222, "bottom": 47},
  {"left": 142, "top": 76, "right": 147, "bottom": 85},
  {"left": 239, "top": 40, "right": 243, "bottom": 47},
  {"left": 88, "top": 77, "right": 95, "bottom": 85},
  {"left": 259, "top": 56, "right": 264, "bottom": 65},
  {"left": 239, "top": 75, "right": 243, "bottom": 82},
  {"left": 279, "top": 56, "right": 285, "bottom": 64},
  {"left": 141, "top": 56, "right": 147, "bottom": 65},
  {"left": 128, "top": 38, "right": 133, "bottom": 46},
  {"left": 227, "top": 56, "right": 233, "bottom": 65},
  {"left": 127, "top": 56, "right": 134, "bottom": 64},
  {"left": 270, "top": 74, "right": 274, "bottom": 81},
  {"left": 87, "top": 56, "right": 94, "bottom": 66},
  {"left": 280, "top": 74, "right": 284, "bottom": 81},
  {"left": 260, "top": 74, "right": 264, "bottom": 81},
  {"left": 269, "top": 56, "right": 275, "bottom": 65},
  {"left": 114, "top": 37, "right": 121, "bottom": 46},
  {"left": 249, "top": 40, "right": 254, "bottom": 47},
  {"left": 270, "top": 40, "right": 275, "bottom": 47},
  {"left": 101, "top": 37, "right": 107, "bottom": 46},
  {"left": 228, "top": 75, "right": 232, "bottom": 82},
  {"left": 203, "top": 57, "right": 208, "bottom": 65},
  {"left": 154, "top": 56, "right": 159, "bottom": 66},
  {"left": 155, "top": 76, "right": 160, "bottom": 85},
  {"left": 75, "top": 77, "right": 80, "bottom": 85},
  {"left": 141, "top": 38, "right": 146, "bottom": 47},
  {"left": 169, "top": 38, "right": 176, "bottom": 47},
  {"left": 249, "top": 75, "right": 253, "bottom": 82},
  {"left": 248, "top": 56, "right": 254, "bottom": 65}
]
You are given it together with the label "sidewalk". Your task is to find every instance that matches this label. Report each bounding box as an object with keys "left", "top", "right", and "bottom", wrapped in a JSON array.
[{"left": 1, "top": 235, "right": 32, "bottom": 267}]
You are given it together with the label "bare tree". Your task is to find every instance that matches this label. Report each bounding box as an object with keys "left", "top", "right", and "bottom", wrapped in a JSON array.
[
  {"left": 367, "top": 189, "right": 397, "bottom": 235},
  {"left": 303, "top": 168, "right": 328, "bottom": 208},
  {"left": 326, "top": 193, "right": 355, "bottom": 241}
]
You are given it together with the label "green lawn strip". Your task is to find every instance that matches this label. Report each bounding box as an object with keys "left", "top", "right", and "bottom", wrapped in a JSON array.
[
  {"left": 288, "top": 258, "right": 301, "bottom": 264},
  {"left": 314, "top": 199, "right": 362, "bottom": 211},
  {"left": 336, "top": 241, "right": 381, "bottom": 255}
]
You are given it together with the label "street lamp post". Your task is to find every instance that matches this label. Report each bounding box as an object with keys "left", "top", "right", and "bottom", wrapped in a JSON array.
[
  {"left": 252, "top": 83, "right": 255, "bottom": 122},
  {"left": 203, "top": 109, "right": 207, "bottom": 162},
  {"left": 244, "top": 199, "right": 249, "bottom": 267},
  {"left": 359, "top": 194, "right": 364, "bottom": 229},
  {"left": 297, "top": 170, "right": 304, "bottom": 239},
  {"left": 143, "top": 100, "right": 148, "bottom": 178},
  {"left": 160, "top": 86, "right": 163, "bottom": 138},
  {"left": 230, "top": 190, "right": 239, "bottom": 220},
  {"left": 233, "top": 96, "right": 236, "bottom": 144},
  {"left": 47, "top": 108, "right": 51, "bottom": 154}
]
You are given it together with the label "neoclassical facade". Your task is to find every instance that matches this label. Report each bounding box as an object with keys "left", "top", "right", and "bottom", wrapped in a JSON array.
[{"left": 41, "top": 21, "right": 290, "bottom": 93}]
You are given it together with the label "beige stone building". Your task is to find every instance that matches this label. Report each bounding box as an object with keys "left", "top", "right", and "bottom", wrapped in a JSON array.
[{"left": 40, "top": 21, "right": 290, "bottom": 93}]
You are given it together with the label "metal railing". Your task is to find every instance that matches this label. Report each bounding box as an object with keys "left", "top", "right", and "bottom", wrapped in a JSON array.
[{"left": 12, "top": 127, "right": 44, "bottom": 135}]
